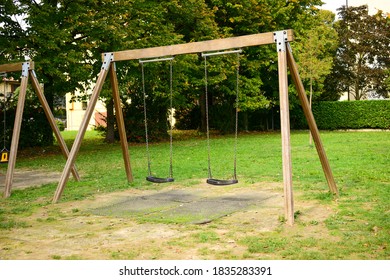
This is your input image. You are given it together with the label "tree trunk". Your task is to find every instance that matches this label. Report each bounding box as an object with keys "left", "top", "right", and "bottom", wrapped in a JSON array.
[
  {"left": 105, "top": 97, "right": 115, "bottom": 143},
  {"left": 243, "top": 111, "right": 248, "bottom": 132}
]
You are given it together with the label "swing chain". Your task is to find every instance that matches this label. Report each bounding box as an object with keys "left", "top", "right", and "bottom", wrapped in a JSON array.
[
  {"left": 141, "top": 58, "right": 174, "bottom": 179},
  {"left": 141, "top": 62, "right": 152, "bottom": 176},
  {"left": 233, "top": 51, "right": 240, "bottom": 180},
  {"left": 1, "top": 73, "right": 7, "bottom": 150},
  {"left": 203, "top": 50, "right": 240, "bottom": 181},
  {"left": 204, "top": 56, "right": 212, "bottom": 179},
  {"left": 169, "top": 60, "right": 174, "bottom": 178}
]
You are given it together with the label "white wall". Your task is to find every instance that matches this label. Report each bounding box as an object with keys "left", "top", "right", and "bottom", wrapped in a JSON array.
[{"left": 65, "top": 87, "right": 106, "bottom": 131}]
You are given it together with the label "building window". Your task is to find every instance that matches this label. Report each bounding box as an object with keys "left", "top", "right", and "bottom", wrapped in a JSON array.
[{"left": 82, "top": 101, "right": 88, "bottom": 110}]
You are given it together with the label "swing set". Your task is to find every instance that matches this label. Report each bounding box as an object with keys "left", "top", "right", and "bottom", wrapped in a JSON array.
[
  {"left": 0, "top": 61, "right": 80, "bottom": 198},
  {"left": 46, "top": 29, "right": 338, "bottom": 225}
]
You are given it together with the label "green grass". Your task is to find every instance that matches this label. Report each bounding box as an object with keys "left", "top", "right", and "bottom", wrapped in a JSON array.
[{"left": 0, "top": 129, "right": 389, "bottom": 259}]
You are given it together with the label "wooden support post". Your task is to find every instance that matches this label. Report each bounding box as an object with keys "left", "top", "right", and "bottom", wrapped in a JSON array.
[
  {"left": 53, "top": 57, "right": 111, "bottom": 203},
  {"left": 29, "top": 70, "right": 80, "bottom": 182},
  {"left": 275, "top": 31, "right": 294, "bottom": 226},
  {"left": 109, "top": 63, "right": 133, "bottom": 182},
  {"left": 286, "top": 45, "right": 338, "bottom": 195},
  {"left": 3, "top": 63, "right": 29, "bottom": 198}
]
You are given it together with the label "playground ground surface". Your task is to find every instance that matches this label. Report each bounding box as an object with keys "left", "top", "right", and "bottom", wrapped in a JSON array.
[
  {"left": 0, "top": 130, "right": 389, "bottom": 259},
  {"left": 1, "top": 175, "right": 334, "bottom": 260}
]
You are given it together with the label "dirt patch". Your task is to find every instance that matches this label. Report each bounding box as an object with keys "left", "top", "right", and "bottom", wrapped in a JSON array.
[
  {"left": 0, "top": 169, "right": 61, "bottom": 191},
  {"left": 90, "top": 189, "right": 277, "bottom": 224},
  {"left": 0, "top": 183, "right": 336, "bottom": 260}
]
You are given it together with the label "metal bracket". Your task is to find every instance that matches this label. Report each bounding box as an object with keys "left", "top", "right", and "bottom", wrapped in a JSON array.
[
  {"left": 102, "top": 53, "right": 114, "bottom": 70},
  {"left": 21, "top": 62, "right": 30, "bottom": 77},
  {"left": 273, "top": 30, "right": 288, "bottom": 52}
]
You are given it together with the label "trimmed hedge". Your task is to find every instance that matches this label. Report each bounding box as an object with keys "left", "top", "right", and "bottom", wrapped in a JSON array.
[
  {"left": 175, "top": 100, "right": 390, "bottom": 132},
  {"left": 310, "top": 100, "right": 390, "bottom": 130}
]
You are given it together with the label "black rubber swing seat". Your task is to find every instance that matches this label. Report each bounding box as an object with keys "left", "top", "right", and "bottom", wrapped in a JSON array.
[
  {"left": 146, "top": 176, "right": 174, "bottom": 183},
  {"left": 207, "top": 178, "right": 238, "bottom": 186}
]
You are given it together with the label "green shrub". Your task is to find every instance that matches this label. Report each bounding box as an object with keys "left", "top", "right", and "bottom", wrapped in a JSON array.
[
  {"left": 56, "top": 119, "right": 65, "bottom": 131},
  {"left": 312, "top": 100, "right": 390, "bottom": 130},
  {"left": 291, "top": 100, "right": 390, "bottom": 130}
]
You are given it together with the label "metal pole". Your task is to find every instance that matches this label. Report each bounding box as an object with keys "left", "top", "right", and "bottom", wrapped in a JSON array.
[
  {"left": 201, "top": 49, "right": 242, "bottom": 57},
  {"left": 139, "top": 56, "right": 174, "bottom": 64}
]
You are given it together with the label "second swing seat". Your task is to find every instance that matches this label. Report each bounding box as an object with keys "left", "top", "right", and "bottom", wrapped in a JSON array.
[
  {"left": 146, "top": 176, "right": 174, "bottom": 183},
  {"left": 207, "top": 178, "right": 238, "bottom": 186}
]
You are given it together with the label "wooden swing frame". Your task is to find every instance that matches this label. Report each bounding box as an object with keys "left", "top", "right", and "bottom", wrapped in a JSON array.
[
  {"left": 10, "top": 30, "right": 337, "bottom": 225},
  {"left": 0, "top": 61, "right": 80, "bottom": 198}
]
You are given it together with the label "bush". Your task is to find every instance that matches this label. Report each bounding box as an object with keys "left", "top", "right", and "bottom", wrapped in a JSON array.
[
  {"left": 289, "top": 100, "right": 390, "bottom": 130},
  {"left": 311, "top": 100, "right": 390, "bottom": 130},
  {"left": 0, "top": 85, "right": 54, "bottom": 149},
  {"left": 1, "top": 107, "right": 54, "bottom": 148},
  {"left": 56, "top": 119, "right": 65, "bottom": 131}
]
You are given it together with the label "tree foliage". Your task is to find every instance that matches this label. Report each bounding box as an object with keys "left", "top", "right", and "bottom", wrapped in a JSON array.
[
  {"left": 294, "top": 10, "right": 338, "bottom": 101},
  {"left": 1, "top": 0, "right": 356, "bottom": 145},
  {"left": 328, "top": 5, "right": 390, "bottom": 100}
]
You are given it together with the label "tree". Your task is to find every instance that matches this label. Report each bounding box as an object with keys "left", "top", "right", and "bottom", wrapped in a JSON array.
[
  {"left": 295, "top": 10, "right": 338, "bottom": 101},
  {"left": 2, "top": 0, "right": 137, "bottom": 144},
  {"left": 2, "top": 0, "right": 184, "bottom": 143},
  {"left": 293, "top": 9, "right": 339, "bottom": 143},
  {"left": 23, "top": 0, "right": 139, "bottom": 143},
  {"left": 172, "top": 0, "right": 324, "bottom": 132},
  {"left": 2, "top": 0, "right": 341, "bottom": 145},
  {"left": 0, "top": 0, "right": 26, "bottom": 62},
  {"left": 329, "top": 5, "right": 390, "bottom": 100}
]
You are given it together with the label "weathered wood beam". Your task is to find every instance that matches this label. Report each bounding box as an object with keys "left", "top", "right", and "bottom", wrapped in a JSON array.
[
  {"left": 30, "top": 70, "right": 81, "bottom": 182},
  {"left": 286, "top": 45, "right": 339, "bottom": 195},
  {"left": 111, "top": 30, "right": 294, "bottom": 61},
  {"left": 0, "top": 62, "right": 35, "bottom": 73},
  {"left": 109, "top": 64, "right": 133, "bottom": 182},
  {"left": 3, "top": 64, "right": 29, "bottom": 198},
  {"left": 53, "top": 62, "right": 111, "bottom": 203},
  {"left": 277, "top": 44, "right": 294, "bottom": 226}
]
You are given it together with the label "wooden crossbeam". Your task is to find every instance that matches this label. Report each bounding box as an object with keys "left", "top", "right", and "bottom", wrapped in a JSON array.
[
  {"left": 0, "top": 62, "right": 35, "bottom": 73},
  {"left": 111, "top": 30, "right": 294, "bottom": 61}
]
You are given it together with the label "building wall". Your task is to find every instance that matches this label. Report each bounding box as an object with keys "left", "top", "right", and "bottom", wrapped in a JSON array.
[
  {"left": 0, "top": 78, "right": 20, "bottom": 100},
  {"left": 65, "top": 88, "right": 107, "bottom": 131}
]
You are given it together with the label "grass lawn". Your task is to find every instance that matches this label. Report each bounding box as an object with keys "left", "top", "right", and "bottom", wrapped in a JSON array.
[{"left": 0, "top": 129, "right": 389, "bottom": 260}]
